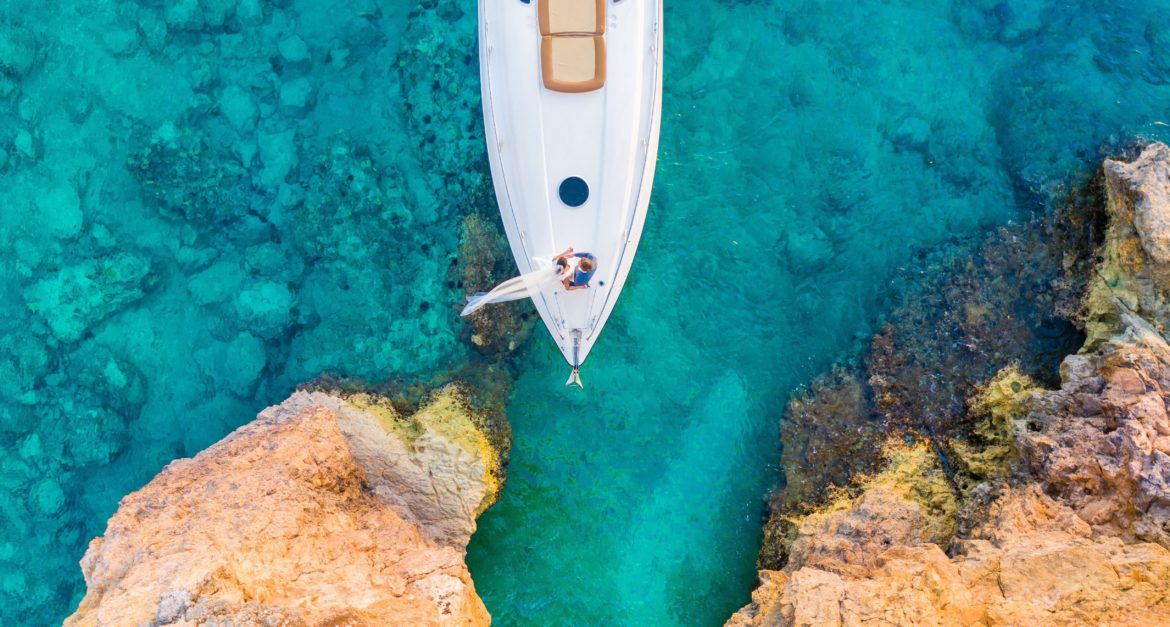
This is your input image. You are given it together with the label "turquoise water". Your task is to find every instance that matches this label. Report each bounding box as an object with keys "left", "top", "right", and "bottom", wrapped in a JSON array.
[{"left": 1, "top": 0, "right": 1169, "bottom": 624}]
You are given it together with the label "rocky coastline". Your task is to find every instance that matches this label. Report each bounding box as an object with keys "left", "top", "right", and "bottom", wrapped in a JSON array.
[
  {"left": 730, "top": 144, "right": 1170, "bottom": 624},
  {"left": 66, "top": 384, "right": 507, "bottom": 626}
]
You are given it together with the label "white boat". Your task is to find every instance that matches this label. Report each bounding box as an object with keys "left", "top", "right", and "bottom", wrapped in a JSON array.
[{"left": 478, "top": 0, "right": 663, "bottom": 385}]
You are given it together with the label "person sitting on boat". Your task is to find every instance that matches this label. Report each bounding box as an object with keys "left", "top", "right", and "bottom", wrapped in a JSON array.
[{"left": 554, "top": 247, "right": 597, "bottom": 291}]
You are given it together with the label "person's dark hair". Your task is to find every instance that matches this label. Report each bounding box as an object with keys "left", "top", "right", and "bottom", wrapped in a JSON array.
[{"left": 579, "top": 258, "right": 594, "bottom": 272}]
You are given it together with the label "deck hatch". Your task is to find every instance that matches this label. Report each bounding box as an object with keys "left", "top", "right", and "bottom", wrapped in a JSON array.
[{"left": 558, "top": 176, "right": 590, "bottom": 207}]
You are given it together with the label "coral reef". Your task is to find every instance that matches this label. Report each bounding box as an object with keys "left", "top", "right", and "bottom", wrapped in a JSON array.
[
  {"left": 734, "top": 143, "right": 1170, "bottom": 625},
  {"left": 66, "top": 387, "right": 504, "bottom": 626}
]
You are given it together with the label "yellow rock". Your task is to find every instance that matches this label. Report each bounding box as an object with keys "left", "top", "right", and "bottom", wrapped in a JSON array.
[{"left": 950, "top": 365, "right": 1040, "bottom": 482}]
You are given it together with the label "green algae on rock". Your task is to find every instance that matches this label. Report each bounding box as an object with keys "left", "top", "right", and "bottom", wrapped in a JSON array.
[
  {"left": 781, "top": 440, "right": 958, "bottom": 579},
  {"left": 302, "top": 369, "right": 513, "bottom": 515},
  {"left": 949, "top": 365, "right": 1040, "bottom": 487},
  {"left": 1083, "top": 142, "right": 1170, "bottom": 347}
]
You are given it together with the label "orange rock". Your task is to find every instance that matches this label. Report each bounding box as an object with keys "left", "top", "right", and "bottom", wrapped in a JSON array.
[{"left": 66, "top": 390, "right": 501, "bottom": 626}]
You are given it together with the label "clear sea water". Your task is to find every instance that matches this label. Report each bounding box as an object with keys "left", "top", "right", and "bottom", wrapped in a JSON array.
[{"left": 1, "top": 0, "right": 1169, "bottom": 624}]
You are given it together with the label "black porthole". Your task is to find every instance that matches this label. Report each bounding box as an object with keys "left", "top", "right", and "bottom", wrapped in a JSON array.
[{"left": 559, "top": 177, "right": 589, "bottom": 207}]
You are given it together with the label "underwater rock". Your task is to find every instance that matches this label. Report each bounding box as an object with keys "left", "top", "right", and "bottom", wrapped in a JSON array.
[
  {"left": 735, "top": 145, "right": 1170, "bottom": 625},
  {"left": 0, "top": 28, "right": 37, "bottom": 78},
  {"left": 13, "top": 129, "right": 36, "bottom": 160},
  {"left": 236, "top": 0, "right": 263, "bottom": 26},
  {"left": 100, "top": 27, "right": 139, "bottom": 57},
  {"left": 278, "top": 76, "right": 314, "bottom": 111},
  {"left": 66, "top": 386, "right": 506, "bottom": 626},
  {"left": 193, "top": 331, "right": 266, "bottom": 397},
  {"left": 201, "top": 0, "right": 236, "bottom": 31},
  {"left": 257, "top": 128, "right": 297, "bottom": 190},
  {"left": 127, "top": 127, "right": 252, "bottom": 226},
  {"left": 61, "top": 403, "right": 130, "bottom": 468},
  {"left": 279, "top": 131, "right": 469, "bottom": 380},
  {"left": 289, "top": 135, "right": 412, "bottom": 261},
  {"left": 233, "top": 280, "right": 295, "bottom": 340},
  {"left": 278, "top": 35, "right": 310, "bottom": 64},
  {"left": 456, "top": 213, "right": 537, "bottom": 358},
  {"left": 396, "top": 4, "right": 493, "bottom": 213},
  {"left": 218, "top": 85, "right": 257, "bottom": 132},
  {"left": 33, "top": 183, "right": 83, "bottom": 241},
  {"left": 23, "top": 253, "right": 156, "bottom": 343},
  {"left": 137, "top": 12, "right": 167, "bottom": 53},
  {"left": 164, "top": 0, "right": 204, "bottom": 32},
  {"left": 0, "top": 332, "right": 52, "bottom": 404}
]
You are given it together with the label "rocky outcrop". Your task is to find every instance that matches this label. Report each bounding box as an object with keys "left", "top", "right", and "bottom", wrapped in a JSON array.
[
  {"left": 66, "top": 386, "right": 506, "bottom": 626},
  {"left": 1021, "top": 322, "right": 1170, "bottom": 549},
  {"left": 731, "top": 484, "right": 1169, "bottom": 626},
  {"left": 1084, "top": 142, "right": 1170, "bottom": 346},
  {"left": 734, "top": 143, "right": 1170, "bottom": 625}
]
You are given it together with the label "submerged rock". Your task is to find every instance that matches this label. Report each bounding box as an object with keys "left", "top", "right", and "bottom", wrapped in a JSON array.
[
  {"left": 127, "top": 127, "right": 252, "bottom": 226},
  {"left": 456, "top": 213, "right": 537, "bottom": 358},
  {"left": 66, "top": 386, "right": 505, "bottom": 625},
  {"left": 734, "top": 144, "right": 1170, "bottom": 625},
  {"left": 0, "top": 28, "right": 38, "bottom": 78},
  {"left": 23, "top": 253, "right": 156, "bottom": 343}
]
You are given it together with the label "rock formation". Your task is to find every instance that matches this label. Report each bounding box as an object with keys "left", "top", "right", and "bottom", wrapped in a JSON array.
[
  {"left": 455, "top": 213, "right": 538, "bottom": 357},
  {"left": 732, "top": 143, "right": 1170, "bottom": 625},
  {"left": 66, "top": 385, "right": 506, "bottom": 626}
]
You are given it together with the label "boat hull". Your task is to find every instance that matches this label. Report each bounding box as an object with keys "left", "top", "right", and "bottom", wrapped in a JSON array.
[{"left": 478, "top": 0, "right": 663, "bottom": 368}]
